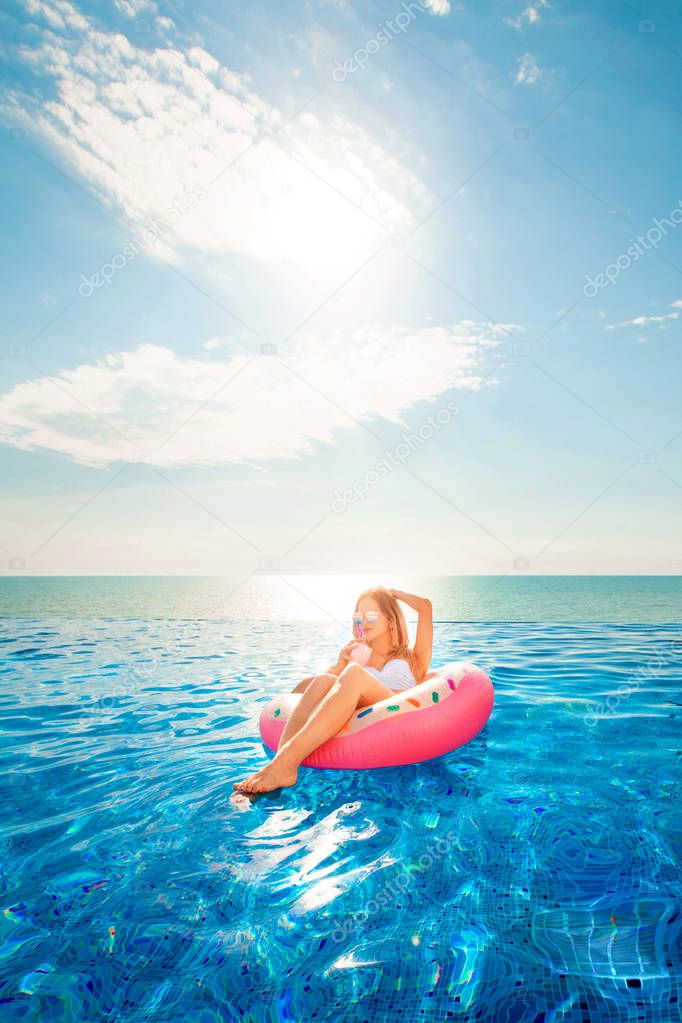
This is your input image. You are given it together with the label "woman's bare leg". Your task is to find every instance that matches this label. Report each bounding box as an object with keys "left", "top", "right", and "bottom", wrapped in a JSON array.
[
  {"left": 290, "top": 676, "right": 315, "bottom": 694},
  {"left": 233, "top": 665, "right": 393, "bottom": 796},
  {"left": 278, "top": 673, "right": 337, "bottom": 749}
]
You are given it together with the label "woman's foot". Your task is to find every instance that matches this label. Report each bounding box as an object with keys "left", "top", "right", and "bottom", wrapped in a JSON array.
[{"left": 233, "top": 758, "right": 299, "bottom": 795}]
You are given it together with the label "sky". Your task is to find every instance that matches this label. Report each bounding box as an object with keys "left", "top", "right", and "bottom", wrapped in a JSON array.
[{"left": 0, "top": 0, "right": 681, "bottom": 577}]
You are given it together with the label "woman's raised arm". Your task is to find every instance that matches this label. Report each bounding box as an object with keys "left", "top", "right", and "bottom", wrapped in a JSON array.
[{"left": 390, "top": 589, "right": 433, "bottom": 678}]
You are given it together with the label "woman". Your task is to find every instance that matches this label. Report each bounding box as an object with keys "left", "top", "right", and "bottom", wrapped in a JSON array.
[{"left": 232, "top": 586, "right": 433, "bottom": 796}]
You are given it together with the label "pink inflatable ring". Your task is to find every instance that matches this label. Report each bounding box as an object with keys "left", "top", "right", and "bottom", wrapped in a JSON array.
[{"left": 258, "top": 661, "right": 494, "bottom": 770}]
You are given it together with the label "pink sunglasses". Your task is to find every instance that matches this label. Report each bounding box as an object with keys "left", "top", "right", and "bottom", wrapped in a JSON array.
[{"left": 352, "top": 610, "right": 380, "bottom": 629}]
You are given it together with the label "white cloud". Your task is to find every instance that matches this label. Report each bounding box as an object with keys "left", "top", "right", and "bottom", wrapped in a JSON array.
[
  {"left": 424, "top": 0, "right": 451, "bottom": 14},
  {"left": 113, "top": 0, "right": 157, "bottom": 18},
  {"left": 6, "top": 0, "right": 435, "bottom": 285},
  {"left": 504, "top": 1, "right": 550, "bottom": 30},
  {"left": 0, "top": 322, "right": 516, "bottom": 469},
  {"left": 514, "top": 53, "right": 542, "bottom": 85},
  {"left": 24, "top": 0, "right": 88, "bottom": 31},
  {"left": 316, "top": 0, "right": 450, "bottom": 15},
  {"left": 605, "top": 310, "right": 679, "bottom": 331}
]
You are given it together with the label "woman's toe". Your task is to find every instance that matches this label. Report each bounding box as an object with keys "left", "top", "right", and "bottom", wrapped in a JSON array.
[{"left": 234, "top": 767, "right": 276, "bottom": 794}]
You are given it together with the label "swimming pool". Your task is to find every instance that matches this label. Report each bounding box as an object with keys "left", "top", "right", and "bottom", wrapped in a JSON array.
[{"left": 1, "top": 618, "right": 680, "bottom": 1021}]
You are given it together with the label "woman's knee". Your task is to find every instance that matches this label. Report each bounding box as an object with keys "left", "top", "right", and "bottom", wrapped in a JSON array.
[
  {"left": 291, "top": 676, "right": 313, "bottom": 693},
  {"left": 292, "top": 672, "right": 335, "bottom": 694},
  {"left": 337, "top": 664, "right": 366, "bottom": 688},
  {"left": 308, "top": 672, "right": 338, "bottom": 694}
]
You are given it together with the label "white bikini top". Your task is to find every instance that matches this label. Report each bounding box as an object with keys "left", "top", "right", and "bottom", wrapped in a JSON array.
[{"left": 364, "top": 658, "right": 417, "bottom": 691}]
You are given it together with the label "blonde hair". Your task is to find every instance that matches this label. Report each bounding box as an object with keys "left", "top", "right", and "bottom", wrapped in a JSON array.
[{"left": 354, "top": 586, "right": 419, "bottom": 678}]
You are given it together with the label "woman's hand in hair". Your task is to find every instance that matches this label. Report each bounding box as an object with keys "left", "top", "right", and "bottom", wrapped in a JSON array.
[{"left": 390, "top": 589, "right": 432, "bottom": 614}]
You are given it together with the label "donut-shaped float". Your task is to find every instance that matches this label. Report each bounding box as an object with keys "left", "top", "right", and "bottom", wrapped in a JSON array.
[{"left": 258, "top": 661, "right": 493, "bottom": 770}]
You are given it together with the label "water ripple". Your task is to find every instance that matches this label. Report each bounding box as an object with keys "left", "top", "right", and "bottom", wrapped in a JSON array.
[{"left": 0, "top": 618, "right": 681, "bottom": 1021}]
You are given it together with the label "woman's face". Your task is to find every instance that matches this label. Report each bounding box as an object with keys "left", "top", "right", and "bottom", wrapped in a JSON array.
[{"left": 353, "top": 598, "right": 388, "bottom": 643}]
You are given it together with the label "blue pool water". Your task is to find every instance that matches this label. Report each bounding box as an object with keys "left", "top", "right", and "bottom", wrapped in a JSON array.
[{"left": 1, "top": 616, "right": 681, "bottom": 1022}]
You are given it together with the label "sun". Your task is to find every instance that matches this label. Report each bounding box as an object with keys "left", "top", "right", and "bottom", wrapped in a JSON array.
[{"left": 205, "top": 138, "right": 400, "bottom": 286}]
